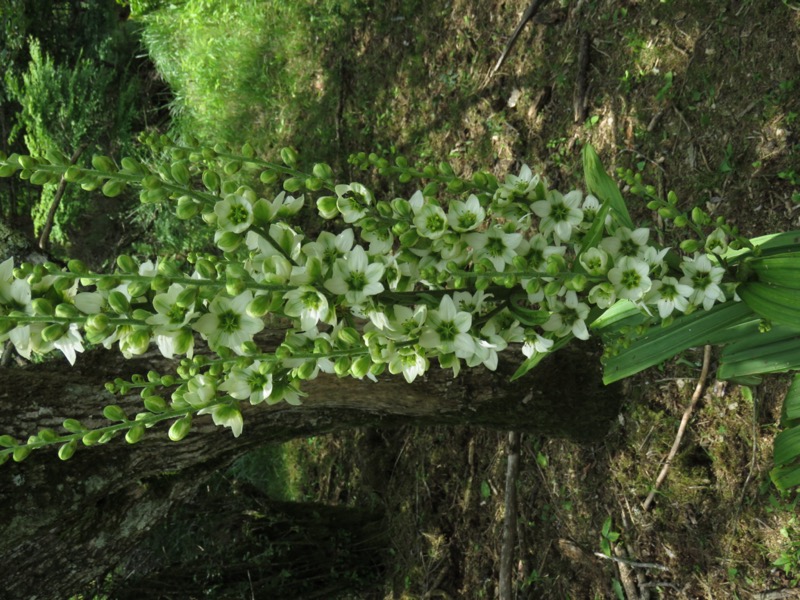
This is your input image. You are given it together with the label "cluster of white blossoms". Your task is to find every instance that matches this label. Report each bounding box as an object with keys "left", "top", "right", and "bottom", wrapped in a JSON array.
[{"left": 0, "top": 152, "right": 736, "bottom": 441}]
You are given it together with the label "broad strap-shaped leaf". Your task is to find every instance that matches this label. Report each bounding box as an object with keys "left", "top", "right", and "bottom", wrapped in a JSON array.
[
  {"left": 717, "top": 328, "right": 800, "bottom": 380},
  {"left": 738, "top": 281, "right": 800, "bottom": 330},
  {"left": 723, "top": 231, "right": 800, "bottom": 264},
  {"left": 771, "top": 374, "right": 800, "bottom": 490},
  {"left": 581, "top": 144, "right": 634, "bottom": 230},
  {"left": 748, "top": 251, "right": 800, "bottom": 289},
  {"left": 601, "top": 301, "right": 755, "bottom": 384}
]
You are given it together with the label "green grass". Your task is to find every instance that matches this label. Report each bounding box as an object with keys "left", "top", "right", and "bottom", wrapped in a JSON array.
[
  {"left": 228, "top": 442, "right": 304, "bottom": 500},
  {"left": 138, "top": 0, "right": 361, "bottom": 157}
]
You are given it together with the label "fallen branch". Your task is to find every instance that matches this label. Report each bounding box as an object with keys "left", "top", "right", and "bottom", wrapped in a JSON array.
[
  {"left": 573, "top": 31, "right": 591, "bottom": 123},
  {"left": 38, "top": 144, "right": 88, "bottom": 251},
  {"left": 642, "top": 345, "right": 713, "bottom": 511},
  {"left": 499, "top": 431, "right": 521, "bottom": 600},
  {"left": 483, "top": 0, "right": 550, "bottom": 86},
  {"left": 593, "top": 552, "right": 670, "bottom": 572}
]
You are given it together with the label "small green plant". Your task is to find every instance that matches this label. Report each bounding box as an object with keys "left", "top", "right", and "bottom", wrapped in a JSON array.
[
  {"left": 774, "top": 517, "right": 800, "bottom": 585},
  {"left": 599, "top": 516, "right": 621, "bottom": 557}
]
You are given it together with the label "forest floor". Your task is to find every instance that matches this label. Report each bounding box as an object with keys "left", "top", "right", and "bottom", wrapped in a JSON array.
[{"left": 270, "top": 0, "right": 800, "bottom": 598}]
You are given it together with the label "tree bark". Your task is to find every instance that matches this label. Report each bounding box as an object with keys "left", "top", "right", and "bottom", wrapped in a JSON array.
[{"left": 0, "top": 342, "right": 620, "bottom": 599}]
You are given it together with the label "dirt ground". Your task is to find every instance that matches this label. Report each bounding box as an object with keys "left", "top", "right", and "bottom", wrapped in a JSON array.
[{"left": 282, "top": 0, "right": 800, "bottom": 598}]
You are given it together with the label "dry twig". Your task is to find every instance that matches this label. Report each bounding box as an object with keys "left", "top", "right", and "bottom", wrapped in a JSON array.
[
  {"left": 482, "top": 0, "right": 549, "bottom": 86},
  {"left": 642, "top": 345, "right": 713, "bottom": 511},
  {"left": 499, "top": 431, "right": 521, "bottom": 600}
]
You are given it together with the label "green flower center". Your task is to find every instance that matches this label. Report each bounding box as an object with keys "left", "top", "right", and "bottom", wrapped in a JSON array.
[
  {"left": 692, "top": 273, "right": 710, "bottom": 289},
  {"left": 167, "top": 304, "right": 187, "bottom": 324},
  {"left": 348, "top": 271, "right": 367, "bottom": 291},
  {"left": 436, "top": 320, "right": 457, "bottom": 341},
  {"left": 457, "top": 211, "right": 477, "bottom": 229},
  {"left": 551, "top": 203, "right": 569, "bottom": 222},
  {"left": 621, "top": 270, "right": 642, "bottom": 289},
  {"left": 219, "top": 309, "right": 241, "bottom": 333},
  {"left": 229, "top": 204, "right": 249, "bottom": 225},
  {"left": 426, "top": 214, "right": 445, "bottom": 232}
]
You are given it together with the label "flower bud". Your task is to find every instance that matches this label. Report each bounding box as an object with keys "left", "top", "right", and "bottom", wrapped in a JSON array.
[
  {"left": 334, "top": 356, "right": 352, "bottom": 376},
  {"left": 31, "top": 298, "right": 55, "bottom": 316},
  {"left": 280, "top": 146, "right": 299, "bottom": 167},
  {"left": 62, "top": 419, "right": 83, "bottom": 433},
  {"left": 92, "top": 155, "right": 116, "bottom": 173},
  {"left": 103, "top": 404, "right": 127, "bottom": 422},
  {"left": 55, "top": 303, "right": 80, "bottom": 319},
  {"left": 58, "top": 440, "right": 78, "bottom": 461},
  {"left": 422, "top": 182, "right": 439, "bottom": 197},
  {"left": 108, "top": 290, "right": 131, "bottom": 314},
  {"left": 247, "top": 293, "right": 272, "bottom": 318},
  {"left": 679, "top": 239, "right": 700, "bottom": 253},
  {"left": 195, "top": 258, "right": 217, "bottom": 279},
  {"left": 102, "top": 179, "right": 126, "bottom": 198},
  {"left": 169, "top": 416, "right": 192, "bottom": 442},
  {"left": 176, "top": 195, "right": 199, "bottom": 220},
  {"left": 202, "top": 169, "right": 221, "bottom": 191},
  {"left": 41, "top": 323, "right": 67, "bottom": 342},
  {"left": 350, "top": 355, "right": 372, "bottom": 379},
  {"left": 296, "top": 360, "right": 317, "bottom": 380},
  {"left": 317, "top": 196, "right": 338, "bottom": 219},
  {"left": 125, "top": 423, "right": 145, "bottom": 444},
  {"left": 283, "top": 177, "right": 303, "bottom": 192},
  {"left": 216, "top": 231, "right": 242, "bottom": 252}
]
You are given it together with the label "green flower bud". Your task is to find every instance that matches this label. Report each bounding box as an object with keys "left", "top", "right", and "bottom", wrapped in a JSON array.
[
  {"left": 398, "top": 172, "right": 412, "bottom": 183},
  {"left": 31, "top": 297, "right": 54, "bottom": 316},
  {"left": 226, "top": 277, "right": 247, "bottom": 296},
  {"left": 128, "top": 329, "right": 151, "bottom": 354},
  {"left": 202, "top": 169, "right": 221, "bottom": 191},
  {"left": 295, "top": 360, "right": 317, "bottom": 380},
  {"left": 422, "top": 182, "right": 439, "bottom": 197},
  {"left": 241, "top": 142, "right": 255, "bottom": 158},
  {"left": 674, "top": 215, "right": 688, "bottom": 227},
  {"left": 679, "top": 239, "right": 700, "bottom": 253},
  {"left": 41, "top": 323, "right": 67, "bottom": 342},
  {"left": 472, "top": 171, "right": 488, "bottom": 187},
  {"left": 350, "top": 355, "right": 372, "bottom": 379},
  {"left": 395, "top": 155, "right": 409, "bottom": 168},
  {"left": 38, "top": 428, "right": 58, "bottom": 443},
  {"left": 314, "top": 337, "right": 333, "bottom": 354},
  {"left": 216, "top": 231, "right": 242, "bottom": 252},
  {"left": 92, "top": 155, "right": 116, "bottom": 173},
  {"left": 259, "top": 170, "right": 278, "bottom": 184},
  {"left": 399, "top": 229, "right": 419, "bottom": 247},
  {"left": 195, "top": 259, "right": 217, "bottom": 279},
  {"left": 0, "top": 435, "right": 17, "bottom": 447},
  {"left": 115, "top": 254, "right": 135, "bottom": 273},
  {"left": 176, "top": 195, "right": 199, "bottom": 220},
  {"left": 667, "top": 190, "right": 678, "bottom": 205},
  {"left": 280, "top": 147, "right": 298, "bottom": 167},
  {"left": 150, "top": 275, "right": 170, "bottom": 292},
  {"left": 312, "top": 162, "right": 333, "bottom": 180},
  {"left": 120, "top": 157, "right": 144, "bottom": 175},
  {"left": 438, "top": 161, "right": 455, "bottom": 176},
  {"left": 108, "top": 290, "right": 131, "bottom": 314},
  {"left": 283, "top": 177, "right": 303, "bottom": 192},
  {"left": 375, "top": 201, "right": 393, "bottom": 218},
  {"left": 447, "top": 179, "right": 465, "bottom": 193},
  {"left": 55, "top": 303, "right": 80, "bottom": 319},
  {"left": 334, "top": 356, "right": 352, "bottom": 376},
  {"left": 691, "top": 207, "right": 707, "bottom": 225},
  {"left": 144, "top": 394, "right": 168, "bottom": 413},
  {"left": 565, "top": 273, "right": 588, "bottom": 292},
  {"left": 545, "top": 254, "right": 566, "bottom": 276},
  {"left": 544, "top": 280, "right": 562, "bottom": 297},
  {"left": 18, "top": 154, "right": 37, "bottom": 170},
  {"left": 98, "top": 431, "right": 116, "bottom": 444},
  {"left": 125, "top": 423, "right": 145, "bottom": 444},
  {"left": 174, "top": 329, "right": 194, "bottom": 355},
  {"left": 62, "top": 419, "right": 83, "bottom": 433},
  {"left": 86, "top": 313, "right": 110, "bottom": 333},
  {"left": 221, "top": 181, "right": 238, "bottom": 197},
  {"left": 102, "top": 179, "right": 126, "bottom": 198},
  {"left": 103, "top": 404, "right": 127, "bottom": 422},
  {"left": 304, "top": 177, "right": 323, "bottom": 191},
  {"left": 141, "top": 174, "right": 162, "bottom": 190},
  {"left": 247, "top": 293, "right": 272, "bottom": 318},
  {"left": 30, "top": 170, "right": 55, "bottom": 185},
  {"left": 223, "top": 160, "right": 241, "bottom": 175},
  {"left": 58, "top": 440, "right": 78, "bottom": 461},
  {"left": 13, "top": 446, "right": 32, "bottom": 462},
  {"left": 317, "top": 196, "right": 338, "bottom": 219},
  {"left": 169, "top": 416, "right": 192, "bottom": 442},
  {"left": 337, "top": 327, "right": 361, "bottom": 346},
  {"left": 67, "top": 259, "right": 89, "bottom": 275},
  {"left": 391, "top": 198, "right": 411, "bottom": 218}
]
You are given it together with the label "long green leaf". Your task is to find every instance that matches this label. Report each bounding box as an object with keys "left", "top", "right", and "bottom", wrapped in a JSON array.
[
  {"left": 783, "top": 373, "right": 800, "bottom": 426},
  {"left": 771, "top": 374, "right": 800, "bottom": 490},
  {"left": 582, "top": 144, "right": 634, "bottom": 230},
  {"left": 602, "top": 301, "right": 755, "bottom": 384},
  {"left": 739, "top": 282, "right": 800, "bottom": 329}
]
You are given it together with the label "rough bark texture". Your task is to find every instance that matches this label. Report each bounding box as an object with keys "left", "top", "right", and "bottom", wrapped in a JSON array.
[{"left": 0, "top": 342, "right": 620, "bottom": 599}]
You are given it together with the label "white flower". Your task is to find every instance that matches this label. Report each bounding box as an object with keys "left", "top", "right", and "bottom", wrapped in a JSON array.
[
  {"left": 388, "top": 347, "right": 429, "bottom": 383},
  {"left": 303, "top": 229, "right": 354, "bottom": 272},
  {"left": 283, "top": 286, "right": 331, "bottom": 331},
  {"left": 532, "top": 190, "right": 584, "bottom": 243},
  {"left": 580, "top": 194, "right": 603, "bottom": 226},
  {"left": 579, "top": 247, "right": 609, "bottom": 276},
  {"left": 447, "top": 195, "right": 486, "bottom": 232},
  {"left": 258, "top": 191, "right": 304, "bottom": 221},
  {"left": 588, "top": 283, "right": 617, "bottom": 309},
  {"left": 324, "top": 246, "right": 385, "bottom": 305},
  {"left": 219, "top": 361, "right": 274, "bottom": 405},
  {"left": 419, "top": 295, "right": 475, "bottom": 358},
  {"left": 193, "top": 291, "right": 265, "bottom": 352},
  {"left": 0, "top": 258, "right": 31, "bottom": 307},
  {"left": 704, "top": 228, "right": 728, "bottom": 254},
  {"left": 214, "top": 194, "right": 253, "bottom": 233},
  {"left": 386, "top": 304, "right": 427, "bottom": 340},
  {"left": 680, "top": 254, "right": 726, "bottom": 311},
  {"left": 467, "top": 226, "right": 523, "bottom": 272},
  {"left": 182, "top": 374, "right": 217, "bottom": 408},
  {"left": 496, "top": 164, "right": 541, "bottom": 203},
  {"left": 646, "top": 277, "right": 694, "bottom": 318},
  {"left": 599, "top": 227, "right": 650, "bottom": 259},
  {"left": 467, "top": 321, "right": 508, "bottom": 370},
  {"left": 542, "top": 291, "right": 590, "bottom": 340},
  {"left": 526, "top": 233, "right": 566, "bottom": 270},
  {"left": 199, "top": 403, "right": 244, "bottom": 438},
  {"left": 608, "top": 256, "right": 652, "bottom": 301},
  {"left": 335, "top": 183, "right": 373, "bottom": 223},
  {"left": 521, "top": 334, "right": 554, "bottom": 359},
  {"left": 362, "top": 227, "right": 394, "bottom": 255},
  {"left": 53, "top": 323, "right": 84, "bottom": 365},
  {"left": 414, "top": 202, "right": 449, "bottom": 239}
]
